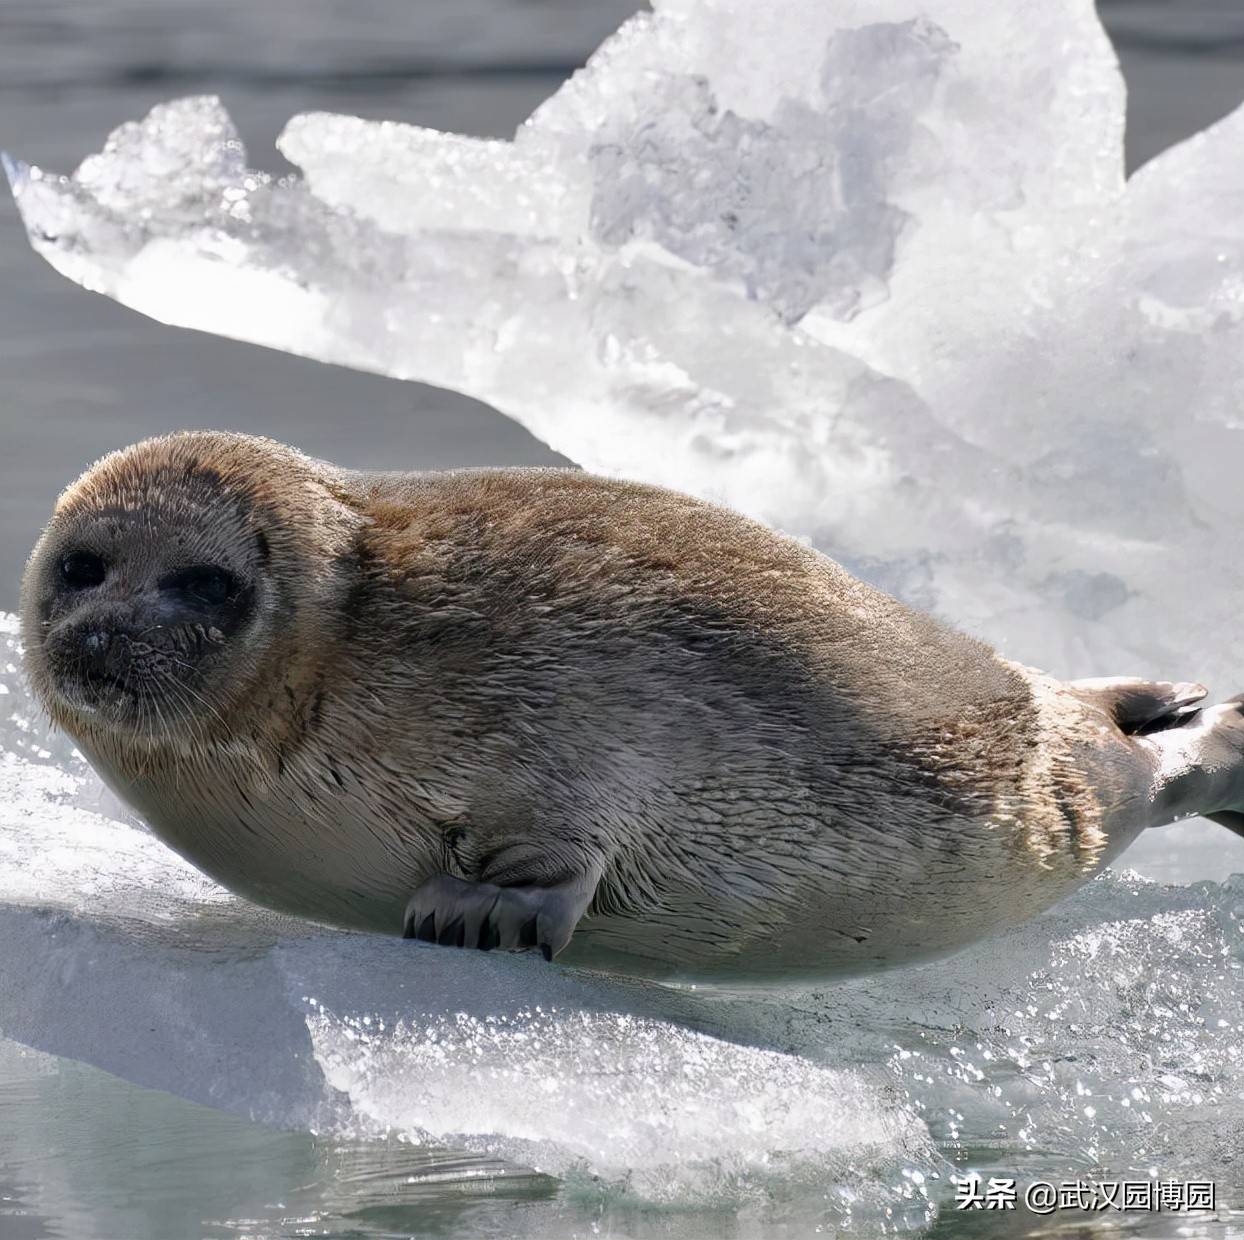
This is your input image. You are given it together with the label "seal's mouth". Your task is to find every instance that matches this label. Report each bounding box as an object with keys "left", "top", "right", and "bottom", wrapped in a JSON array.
[
  {"left": 39, "top": 616, "right": 239, "bottom": 740},
  {"left": 72, "top": 667, "right": 132, "bottom": 705},
  {"left": 54, "top": 663, "right": 140, "bottom": 720},
  {"left": 39, "top": 625, "right": 154, "bottom": 726}
]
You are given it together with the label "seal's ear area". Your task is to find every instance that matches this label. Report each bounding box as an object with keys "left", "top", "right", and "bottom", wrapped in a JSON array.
[{"left": 1068, "top": 677, "right": 1208, "bottom": 735}]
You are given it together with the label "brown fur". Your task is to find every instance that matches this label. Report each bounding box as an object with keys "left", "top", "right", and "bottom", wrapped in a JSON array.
[{"left": 19, "top": 432, "right": 1184, "bottom": 980}]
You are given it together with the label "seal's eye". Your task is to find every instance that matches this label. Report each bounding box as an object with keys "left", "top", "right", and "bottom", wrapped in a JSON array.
[
  {"left": 60, "top": 550, "right": 107, "bottom": 590},
  {"left": 161, "top": 564, "right": 238, "bottom": 607}
]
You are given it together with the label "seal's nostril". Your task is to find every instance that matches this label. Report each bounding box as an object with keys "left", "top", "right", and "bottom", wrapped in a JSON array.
[{"left": 81, "top": 630, "right": 113, "bottom": 678}]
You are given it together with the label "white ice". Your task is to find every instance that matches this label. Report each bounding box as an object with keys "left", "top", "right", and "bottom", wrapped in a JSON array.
[{"left": 7, "top": 0, "right": 1244, "bottom": 1213}]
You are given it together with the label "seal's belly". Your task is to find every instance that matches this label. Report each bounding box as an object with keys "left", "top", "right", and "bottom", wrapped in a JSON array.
[
  {"left": 93, "top": 746, "right": 1107, "bottom": 981},
  {"left": 86, "top": 752, "right": 418, "bottom": 934},
  {"left": 162, "top": 803, "right": 417, "bottom": 934},
  {"left": 566, "top": 822, "right": 1097, "bottom": 982},
  {"left": 191, "top": 825, "right": 413, "bottom": 934},
  {"left": 156, "top": 801, "right": 1091, "bottom": 979}
]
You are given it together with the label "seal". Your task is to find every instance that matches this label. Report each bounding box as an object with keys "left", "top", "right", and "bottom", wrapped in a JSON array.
[{"left": 20, "top": 431, "right": 1244, "bottom": 981}]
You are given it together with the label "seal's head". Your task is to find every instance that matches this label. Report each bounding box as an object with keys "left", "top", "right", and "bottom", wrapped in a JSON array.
[{"left": 21, "top": 431, "right": 360, "bottom": 747}]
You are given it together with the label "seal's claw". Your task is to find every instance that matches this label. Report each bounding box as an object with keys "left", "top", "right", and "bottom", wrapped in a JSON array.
[{"left": 403, "top": 871, "right": 595, "bottom": 959}]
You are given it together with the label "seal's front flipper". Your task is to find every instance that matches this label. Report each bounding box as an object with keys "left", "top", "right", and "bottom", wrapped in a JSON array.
[
  {"left": 1070, "top": 677, "right": 1208, "bottom": 735},
  {"left": 402, "top": 870, "right": 598, "bottom": 960}
]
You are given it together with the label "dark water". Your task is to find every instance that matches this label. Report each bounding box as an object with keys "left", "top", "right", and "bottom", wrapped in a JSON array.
[
  {"left": 1, "top": 4, "right": 1243, "bottom": 1238},
  {"left": 0, "top": 1039, "right": 562, "bottom": 1240}
]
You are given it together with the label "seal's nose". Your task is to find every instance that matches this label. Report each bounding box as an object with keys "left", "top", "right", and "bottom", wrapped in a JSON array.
[{"left": 80, "top": 629, "right": 116, "bottom": 676}]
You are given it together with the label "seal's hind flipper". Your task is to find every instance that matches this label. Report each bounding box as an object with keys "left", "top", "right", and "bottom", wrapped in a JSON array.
[
  {"left": 1207, "top": 810, "right": 1244, "bottom": 840},
  {"left": 1069, "top": 677, "right": 1208, "bottom": 735},
  {"left": 1141, "top": 697, "right": 1244, "bottom": 827},
  {"left": 402, "top": 870, "right": 597, "bottom": 961}
]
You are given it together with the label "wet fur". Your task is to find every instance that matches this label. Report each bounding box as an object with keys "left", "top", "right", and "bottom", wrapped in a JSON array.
[{"left": 19, "top": 432, "right": 1225, "bottom": 981}]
